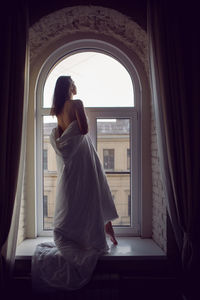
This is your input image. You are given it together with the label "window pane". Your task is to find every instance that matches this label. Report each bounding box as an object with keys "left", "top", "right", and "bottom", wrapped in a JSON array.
[
  {"left": 97, "top": 118, "right": 131, "bottom": 226},
  {"left": 43, "top": 116, "right": 57, "bottom": 230},
  {"left": 42, "top": 117, "right": 132, "bottom": 229},
  {"left": 103, "top": 149, "right": 114, "bottom": 170},
  {"left": 107, "top": 174, "right": 131, "bottom": 227},
  {"left": 43, "top": 52, "right": 134, "bottom": 108}
]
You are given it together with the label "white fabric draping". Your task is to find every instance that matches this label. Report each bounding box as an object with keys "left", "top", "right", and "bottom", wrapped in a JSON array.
[{"left": 32, "top": 120, "right": 118, "bottom": 291}]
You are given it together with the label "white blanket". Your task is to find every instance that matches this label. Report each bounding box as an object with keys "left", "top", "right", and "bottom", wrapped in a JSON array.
[{"left": 32, "top": 120, "right": 118, "bottom": 291}]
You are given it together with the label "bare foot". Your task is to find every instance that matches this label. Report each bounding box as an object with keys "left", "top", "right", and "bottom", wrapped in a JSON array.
[{"left": 105, "top": 221, "right": 118, "bottom": 245}]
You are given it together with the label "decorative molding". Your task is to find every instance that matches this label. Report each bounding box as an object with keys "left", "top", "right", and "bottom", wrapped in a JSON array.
[{"left": 29, "top": 5, "right": 148, "bottom": 71}]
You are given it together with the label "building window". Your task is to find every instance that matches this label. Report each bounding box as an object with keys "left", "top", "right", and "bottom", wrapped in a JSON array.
[
  {"left": 103, "top": 149, "right": 114, "bottom": 170},
  {"left": 43, "top": 149, "right": 48, "bottom": 170},
  {"left": 128, "top": 194, "right": 131, "bottom": 217},
  {"left": 36, "top": 47, "right": 140, "bottom": 236},
  {"left": 127, "top": 148, "right": 130, "bottom": 170},
  {"left": 43, "top": 195, "right": 48, "bottom": 217}
]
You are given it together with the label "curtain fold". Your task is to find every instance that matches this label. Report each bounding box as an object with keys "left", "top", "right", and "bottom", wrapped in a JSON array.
[
  {"left": 3, "top": 37, "right": 29, "bottom": 280},
  {"left": 0, "top": 0, "right": 29, "bottom": 288},
  {"left": 147, "top": 0, "right": 200, "bottom": 278}
]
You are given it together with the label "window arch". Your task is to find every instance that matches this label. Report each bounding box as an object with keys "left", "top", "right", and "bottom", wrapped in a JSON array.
[
  {"left": 36, "top": 39, "right": 142, "bottom": 236},
  {"left": 43, "top": 51, "right": 134, "bottom": 108},
  {"left": 36, "top": 39, "right": 141, "bottom": 109}
]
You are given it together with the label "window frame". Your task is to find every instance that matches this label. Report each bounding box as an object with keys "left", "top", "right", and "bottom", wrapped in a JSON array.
[
  {"left": 36, "top": 39, "right": 142, "bottom": 237},
  {"left": 86, "top": 107, "right": 139, "bottom": 236}
]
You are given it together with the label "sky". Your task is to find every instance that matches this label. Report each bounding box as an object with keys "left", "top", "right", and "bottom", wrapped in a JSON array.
[{"left": 43, "top": 51, "right": 134, "bottom": 110}]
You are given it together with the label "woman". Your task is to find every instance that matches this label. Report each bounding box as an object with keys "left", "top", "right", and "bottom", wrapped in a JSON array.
[{"left": 32, "top": 76, "right": 118, "bottom": 291}]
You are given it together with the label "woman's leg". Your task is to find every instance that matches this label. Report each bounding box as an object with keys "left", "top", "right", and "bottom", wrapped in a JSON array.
[{"left": 105, "top": 221, "right": 118, "bottom": 245}]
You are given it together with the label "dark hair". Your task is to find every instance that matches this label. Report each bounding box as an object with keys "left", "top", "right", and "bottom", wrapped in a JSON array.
[
  {"left": 64, "top": 100, "right": 88, "bottom": 135},
  {"left": 50, "top": 76, "right": 72, "bottom": 116}
]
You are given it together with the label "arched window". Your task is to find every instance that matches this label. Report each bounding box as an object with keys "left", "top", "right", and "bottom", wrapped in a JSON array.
[{"left": 36, "top": 40, "right": 141, "bottom": 236}]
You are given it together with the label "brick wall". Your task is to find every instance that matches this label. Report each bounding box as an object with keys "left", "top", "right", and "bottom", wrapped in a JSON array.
[{"left": 151, "top": 104, "right": 167, "bottom": 252}]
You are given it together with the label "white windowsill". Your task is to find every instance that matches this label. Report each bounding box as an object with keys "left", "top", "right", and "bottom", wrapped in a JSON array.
[{"left": 16, "top": 237, "right": 166, "bottom": 261}]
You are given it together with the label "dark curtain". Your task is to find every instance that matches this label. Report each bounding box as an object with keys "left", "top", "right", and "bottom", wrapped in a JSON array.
[
  {"left": 148, "top": 0, "right": 200, "bottom": 298},
  {"left": 0, "top": 0, "right": 29, "bottom": 288}
]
